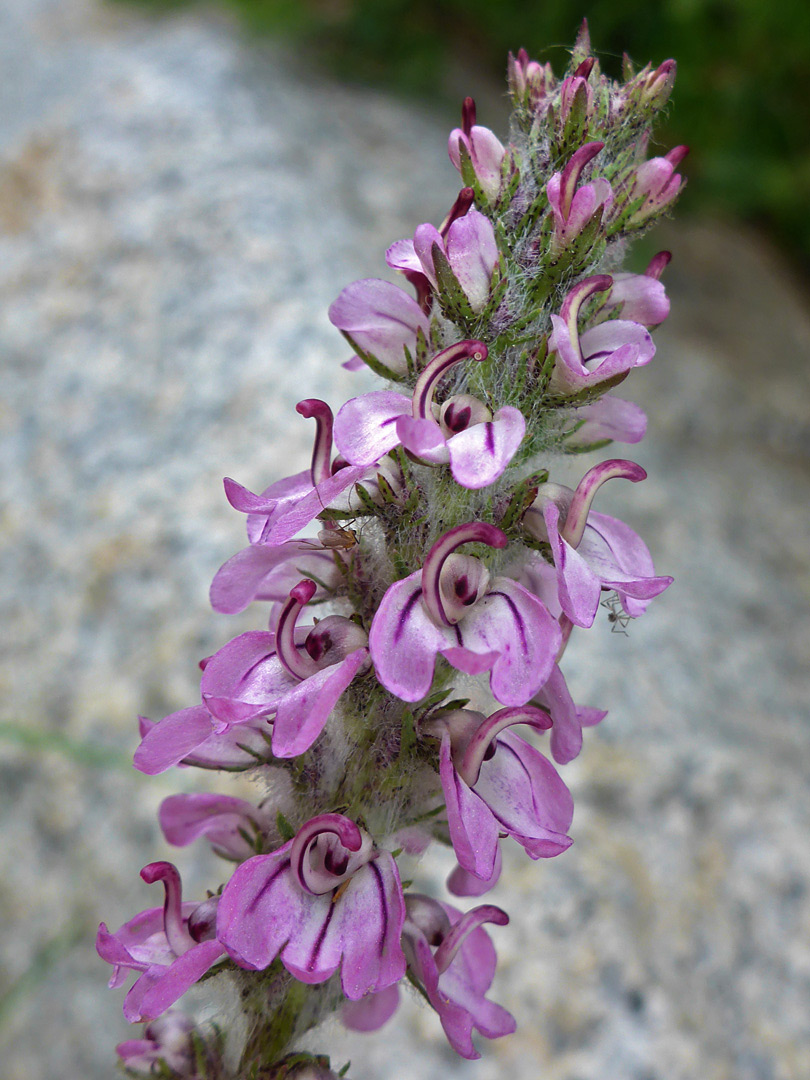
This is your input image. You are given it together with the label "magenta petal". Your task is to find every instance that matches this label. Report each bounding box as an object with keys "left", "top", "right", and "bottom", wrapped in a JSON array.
[
  {"left": 245, "top": 472, "right": 313, "bottom": 544},
  {"left": 395, "top": 414, "right": 448, "bottom": 463},
  {"left": 333, "top": 391, "right": 410, "bottom": 466},
  {"left": 201, "top": 632, "right": 291, "bottom": 724},
  {"left": 579, "top": 706, "right": 607, "bottom": 727},
  {"left": 271, "top": 648, "right": 368, "bottom": 757},
  {"left": 223, "top": 477, "right": 279, "bottom": 515},
  {"left": 412, "top": 223, "right": 443, "bottom": 286},
  {"left": 385, "top": 238, "right": 422, "bottom": 275},
  {"left": 581, "top": 513, "right": 673, "bottom": 615},
  {"left": 533, "top": 664, "right": 583, "bottom": 765},
  {"left": 369, "top": 573, "right": 448, "bottom": 702},
  {"left": 278, "top": 856, "right": 405, "bottom": 995},
  {"left": 331, "top": 854, "right": 407, "bottom": 999},
  {"left": 440, "top": 736, "right": 500, "bottom": 880},
  {"left": 209, "top": 541, "right": 319, "bottom": 614},
  {"left": 410, "top": 935, "right": 481, "bottom": 1060},
  {"left": 440, "top": 647, "right": 499, "bottom": 676},
  {"left": 251, "top": 550, "right": 339, "bottom": 604},
  {"left": 97, "top": 923, "right": 150, "bottom": 985},
  {"left": 260, "top": 465, "right": 369, "bottom": 545},
  {"left": 328, "top": 278, "right": 430, "bottom": 374},
  {"left": 133, "top": 941, "right": 226, "bottom": 1022},
  {"left": 342, "top": 985, "right": 400, "bottom": 1032},
  {"left": 158, "top": 793, "right": 261, "bottom": 855},
  {"left": 176, "top": 720, "right": 273, "bottom": 770},
  {"left": 134, "top": 707, "right": 215, "bottom": 776},
  {"left": 570, "top": 395, "right": 647, "bottom": 446},
  {"left": 447, "top": 845, "right": 502, "bottom": 897},
  {"left": 445, "top": 209, "right": 498, "bottom": 311},
  {"left": 544, "top": 503, "right": 601, "bottom": 628},
  {"left": 608, "top": 272, "right": 669, "bottom": 326},
  {"left": 452, "top": 579, "right": 561, "bottom": 705},
  {"left": 446, "top": 406, "right": 524, "bottom": 488},
  {"left": 580, "top": 319, "right": 654, "bottom": 367},
  {"left": 473, "top": 731, "right": 573, "bottom": 853},
  {"left": 216, "top": 846, "right": 300, "bottom": 970}
]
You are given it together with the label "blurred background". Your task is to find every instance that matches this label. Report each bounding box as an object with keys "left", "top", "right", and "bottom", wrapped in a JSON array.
[{"left": 1, "top": 0, "right": 809, "bottom": 1078}]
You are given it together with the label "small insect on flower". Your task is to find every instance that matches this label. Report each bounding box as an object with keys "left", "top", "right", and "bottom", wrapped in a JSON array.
[
  {"left": 318, "top": 526, "right": 358, "bottom": 550},
  {"left": 601, "top": 592, "right": 633, "bottom": 635}
]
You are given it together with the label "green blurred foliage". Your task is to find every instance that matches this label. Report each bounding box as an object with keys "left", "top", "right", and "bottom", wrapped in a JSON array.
[{"left": 120, "top": 0, "right": 810, "bottom": 267}]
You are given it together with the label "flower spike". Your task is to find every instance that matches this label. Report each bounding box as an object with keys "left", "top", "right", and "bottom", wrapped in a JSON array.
[{"left": 103, "top": 28, "right": 678, "bottom": 1073}]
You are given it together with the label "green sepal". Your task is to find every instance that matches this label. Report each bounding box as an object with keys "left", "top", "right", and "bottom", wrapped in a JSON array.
[
  {"left": 339, "top": 329, "right": 406, "bottom": 382},
  {"left": 499, "top": 470, "right": 548, "bottom": 532},
  {"left": 276, "top": 811, "right": 296, "bottom": 842},
  {"left": 456, "top": 137, "right": 490, "bottom": 208},
  {"left": 494, "top": 157, "right": 521, "bottom": 213},
  {"left": 546, "top": 368, "right": 629, "bottom": 408},
  {"left": 564, "top": 436, "right": 613, "bottom": 454},
  {"left": 398, "top": 709, "right": 417, "bottom": 760},
  {"left": 374, "top": 470, "right": 399, "bottom": 504},
  {"left": 606, "top": 192, "right": 647, "bottom": 236},
  {"left": 431, "top": 240, "right": 476, "bottom": 329}
]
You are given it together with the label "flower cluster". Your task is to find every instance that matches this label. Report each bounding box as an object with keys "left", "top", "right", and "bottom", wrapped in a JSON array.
[{"left": 100, "top": 24, "right": 679, "bottom": 1078}]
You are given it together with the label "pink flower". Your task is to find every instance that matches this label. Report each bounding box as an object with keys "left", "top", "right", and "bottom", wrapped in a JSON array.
[
  {"left": 628, "top": 146, "right": 688, "bottom": 225},
  {"left": 345, "top": 895, "right": 514, "bottom": 1059},
  {"left": 222, "top": 399, "right": 371, "bottom": 547},
  {"left": 507, "top": 48, "right": 553, "bottom": 108},
  {"left": 135, "top": 580, "right": 369, "bottom": 771},
  {"left": 334, "top": 340, "right": 525, "bottom": 490},
  {"left": 135, "top": 712, "right": 274, "bottom": 774},
  {"left": 567, "top": 394, "right": 648, "bottom": 447},
  {"left": 386, "top": 206, "right": 498, "bottom": 313},
  {"left": 600, "top": 250, "right": 671, "bottom": 328},
  {"left": 402, "top": 895, "right": 515, "bottom": 1059},
  {"left": 115, "top": 1012, "right": 199, "bottom": 1077},
  {"left": 216, "top": 814, "right": 406, "bottom": 1000},
  {"left": 159, "top": 793, "right": 270, "bottom": 861},
  {"left": 209, "top": 539, "right": 341, "bottom": 616},
  {"left": 369, "top": 523, "right": 560, "bottom": 704},
  {"left": 96, "top": 863, "right": 226, "bottom": 1022},
  {"left": 546, "top": 142, "right": 613, "bottom": 253},
  {"left": 432, "top": 707, "right": 573, "bottom": 883},
  {"left": 448, "top": 97, "right": 506, "bottom": 203},
  {"left": 328, "top": 277, "right": 431, "bottom": 375},
  {"left": 548, "top": 276, "right": 655, "bottom": 396},
  {"left": 524, "top": 459, "right": 672, "bottom": 627}
]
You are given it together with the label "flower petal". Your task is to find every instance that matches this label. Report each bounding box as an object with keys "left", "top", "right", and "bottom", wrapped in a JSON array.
[
  {"left": 209, "top": 541, "right": 328, "bottom": 615},
  {"left": 395, "top": 414, "right": 448, "bottom": 463},
  {"left": 334, "top": 391, "right": 410, "bottom": 466},
  {"left": 568, "top": 395, "right": 648, "bottom": 446},
  {"left": 446, "top": 406, "right": 524, "bottom": 489},
  {"left": 216, "top": 846, "right": 300, "bottom": 971},
  {"left": 369, "top": 573, "right": 448, "bottom": 702},
  {"left": 271, "top": 648, "right": 368, "bottom": 757},
  {"left": 544, "top": 502, "right": 602, "bottom": 627},
  {"left": 328, "top": 278, "right": 429, "bottom": 374},
  {"left": 342, "top": 985, "right": 400, "bottom": 1032},
  {"left": 131, "top": 941, "right": 226, "bottom": 1022},
  {"left": 448, "top": 578, "right": 561, "bottom": 705},
  {"left": 134, "top": 707, "right": 216, "bottom": 776},
  {"left": 200, "top": 632, "right": 292, "bottom": 725},
  {"left": 439, "top": 736, "right": 500, "bottom": 881}
]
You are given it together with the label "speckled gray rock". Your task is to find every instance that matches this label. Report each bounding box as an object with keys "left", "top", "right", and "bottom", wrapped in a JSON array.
[{"left": 1, "top": 1, "right": 809, "bottom": 1078}]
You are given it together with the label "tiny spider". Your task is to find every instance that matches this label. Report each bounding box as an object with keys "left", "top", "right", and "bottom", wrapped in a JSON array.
[{"left": 600, "top": 593, "right": 633, "bottom": 635}]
